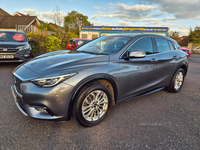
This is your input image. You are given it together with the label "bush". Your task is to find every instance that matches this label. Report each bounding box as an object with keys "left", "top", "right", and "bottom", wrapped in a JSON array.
[
  {"left": 27, "top": 32, "right": 61, "bottom": 54},
  {"left": 27, "top": 31, "right": 79, "bottom": 54},
  {"left": 46, "top": 36, "right": 61, "bottom": 52},
  {"left": 27, "top": 32, "right": 46, "bottom": 54}
]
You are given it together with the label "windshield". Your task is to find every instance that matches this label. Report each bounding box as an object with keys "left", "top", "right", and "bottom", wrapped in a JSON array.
[
  {"left": 76, "top": 36, "right": 131, "bottom": 55},
  {"left": 0, "top": 31, "right": 27, "bottom": 42}
]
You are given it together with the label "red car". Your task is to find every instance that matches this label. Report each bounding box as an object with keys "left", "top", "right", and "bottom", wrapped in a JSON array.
[
  {"left": 66, "top": 38, "right": 90, "bottom": 50},
  {"left": 181, "top": 48, "right": 191, "bottom": 58}
]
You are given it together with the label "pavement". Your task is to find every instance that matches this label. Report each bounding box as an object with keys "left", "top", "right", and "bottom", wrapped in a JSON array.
[{"left": 0, "top": 54, "right": 200, "bottom": 150}]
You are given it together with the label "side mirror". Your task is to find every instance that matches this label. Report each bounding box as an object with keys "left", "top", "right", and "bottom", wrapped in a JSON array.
[
  {"left": 177, "top": 44, "right": 181, "bottom": 50},
  {"left": 28, "top": 39, "right": 34, "bottom": 43},
  {"left": 122, "top": 50, "right": 146, "bottom": 60},
  {"left": 71, "top": 45, "right": 75, "bottom": 48},
  {"left": 129, "top": 50, "right": 146, "bottom": 58}
]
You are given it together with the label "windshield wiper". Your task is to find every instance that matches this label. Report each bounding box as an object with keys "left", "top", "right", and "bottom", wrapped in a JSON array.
[{"left": 77, "top": 50, "right": 99, "bottom": 55}]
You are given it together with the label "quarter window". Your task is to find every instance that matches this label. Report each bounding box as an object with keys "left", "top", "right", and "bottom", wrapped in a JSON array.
[
  {"left": 155, "top": 38, "right": 170, "bottom": 53},
  {"left": 127, "top": 38, "right": 154, "bottom": 55},
  {"left": 168, "top": 41, "right": 175, "bottom": 50}
]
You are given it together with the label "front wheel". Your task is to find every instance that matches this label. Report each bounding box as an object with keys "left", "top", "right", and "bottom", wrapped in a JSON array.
[
  {"left": 166, "top": 68, "right": 185, "bottom": 93},
  {"left": 73, "top": 83, "right": 112, "bottom": 127}
]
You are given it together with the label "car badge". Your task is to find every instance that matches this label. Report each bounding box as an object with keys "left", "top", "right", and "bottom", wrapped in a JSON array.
[{"left": 3, "top": 48, "right": 8, "bottom": 51}]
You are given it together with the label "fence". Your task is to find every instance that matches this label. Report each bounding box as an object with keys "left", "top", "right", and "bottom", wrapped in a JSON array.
[{"left": 16, "top": 25, "right": 56, "bottom": 36}]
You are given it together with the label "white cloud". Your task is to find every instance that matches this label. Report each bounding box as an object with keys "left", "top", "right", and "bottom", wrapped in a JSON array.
[
  {"left": 117, "top": 21, "right": 134, "bottom": 26},
  {"left": 93, "top": 6, "right": 107, "bottom": 10},
  {"left": 21, "top": 9, "right": 39, "bottom": 16},
  {"left": 90, "top": 21, "right": 112, "bottom": 26},
  {"left": 114, "top": 3, "right": 159, "bottom": 12},
  {"left": 141, "top": 0, "right": 200, "bottom": 20},
  {"left": 21, "top": 9, "right": 65, "bottom": 24},
  {"left": 169, "top": 28, "right": 190, "bottom": 36},
  {"left": 164, "top": 17, "right": 177, "bottom": 20}
]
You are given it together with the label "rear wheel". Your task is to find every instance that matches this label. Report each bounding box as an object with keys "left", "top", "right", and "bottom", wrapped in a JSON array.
[
  {"left": 73, "top": 83, "right": 112, "bottom": 127},
  {"left": 166, "top": 68, "right": 185, "bottom": 93}
]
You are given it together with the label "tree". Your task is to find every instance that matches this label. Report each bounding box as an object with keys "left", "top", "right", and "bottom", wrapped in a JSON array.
[
  {"left": 168, "top": 31, "right": 181, "bottom": 43},
  {"left": 38, "top": 22, "right": 55, "bottom": 36},
  {"left": 51, "top": 5, "right": 63, "bottom": 26},
  {"left": 188, "top": 26, "right": 200, "bottom": 45},
  {"left": 64, "top": 11, "right": 93, "bottom": 35}
]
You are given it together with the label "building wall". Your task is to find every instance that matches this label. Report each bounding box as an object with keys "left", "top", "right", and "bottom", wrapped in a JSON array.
[
  {"left": 80, "top": 31, "right": 167, "bottom": 40},
  {"left": 80, "top": 31, "right": 99, "bottom": 40},
  {"left": 79, "top": 26, "right": 168, "bottom": 40}
]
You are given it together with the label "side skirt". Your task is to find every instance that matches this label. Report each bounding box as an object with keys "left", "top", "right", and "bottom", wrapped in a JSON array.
[{"left": 118, "top": 87, "right": 165, "bottom": 103}]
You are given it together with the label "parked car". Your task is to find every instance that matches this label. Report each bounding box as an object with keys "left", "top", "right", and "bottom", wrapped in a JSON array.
[
  {"left": 66, "top": 38, "right": 90, "bottom": 50},
  {"left": 11, "top": 34, "right": 188, "bottom": 127},
  {"left": 181, "top": 48, "right": 191, "bottom": 58},
  {"left": 192, "top": 46, "right": 200, "bottom": 52},
  {"left": 0, "top": 30, "right": 33, "bottom": 62}
]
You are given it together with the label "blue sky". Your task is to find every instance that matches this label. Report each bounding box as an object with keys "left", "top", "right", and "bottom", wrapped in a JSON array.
[{"left": 1, "top": 0, "right": 200, "bottom": 36}]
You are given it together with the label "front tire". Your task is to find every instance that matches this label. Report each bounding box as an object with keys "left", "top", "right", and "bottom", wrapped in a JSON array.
[
  {"left": 73, "top": 83, "right": 112, "bottom": 127},
  {"left": 166, "top": 68, "right": 185, "bottom": 93}
]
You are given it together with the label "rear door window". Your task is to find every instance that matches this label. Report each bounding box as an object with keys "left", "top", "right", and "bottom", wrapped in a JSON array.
[{"left": 155, "top": 38, "right": 170, "bottom": 53}]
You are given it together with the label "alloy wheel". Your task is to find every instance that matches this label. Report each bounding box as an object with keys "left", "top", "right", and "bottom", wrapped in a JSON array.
[
  {"left": 82, "top": 90, "right": 108, "bottom": 122},
  {"left": 174, "top": 72, "right": 183, "bottom": 90}
]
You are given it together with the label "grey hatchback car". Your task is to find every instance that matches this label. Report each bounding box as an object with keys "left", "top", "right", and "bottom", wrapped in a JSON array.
[{"left": 11, "top": 34, "right": 188, "bottom": 127}]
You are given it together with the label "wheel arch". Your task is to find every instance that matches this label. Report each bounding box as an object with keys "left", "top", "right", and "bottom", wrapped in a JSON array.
[
  {"left": 179, "top": 64, "right": 188, "bottom": 76},
  {"left": 67, "top": 75, "right": 118, "bottom": 120}
]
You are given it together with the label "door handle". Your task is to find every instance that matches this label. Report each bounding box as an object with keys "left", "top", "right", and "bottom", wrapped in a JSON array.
[
  {"left": 173, "top": 55, "right": 178, "bottom": 59},
  {"left": 150, "top": 58, "right": 158, "bottom": 63}
]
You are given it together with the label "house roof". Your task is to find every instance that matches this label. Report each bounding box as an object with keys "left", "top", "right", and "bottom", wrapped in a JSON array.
[
  {"left": 49, "top": 22, "right": 63, "bottom": 30},
  {"left": 0, "top": 8, "right": 11, "bottom": 16},
  {"left": 0, "top": 16, "right": 37, "bottom": 29},
  {"left": 12, "top": 12, "right": 26, "bottom": 16}
]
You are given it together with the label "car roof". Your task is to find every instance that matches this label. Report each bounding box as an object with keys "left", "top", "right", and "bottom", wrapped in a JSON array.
[
  {"left": 73, "top": 38, "right": 90, "bottom": 40},
  {"left": 0, "top": 30, "right": 26, "bottom": 34},
  {"left": 181, "top": 48, "right": 190, "bottom": 50},
  {"left": 106, "top": 33, "right": 175, "bottom": 41}
]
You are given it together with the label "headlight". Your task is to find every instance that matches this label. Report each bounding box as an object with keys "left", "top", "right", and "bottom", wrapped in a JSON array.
[
  {"left": 32, "top": 73, "right": 77, "bottom": 87},
  {"left": 18, "top": 44, "right": 30, "bottom": 51}
]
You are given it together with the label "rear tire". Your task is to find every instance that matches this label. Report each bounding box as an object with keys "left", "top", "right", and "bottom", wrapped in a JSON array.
[
  {"left": 166, "top": 68, "right": 185, "bottom": 93},
  {"left": 73, "top": 83, "right": 112, "bottom": 127}
]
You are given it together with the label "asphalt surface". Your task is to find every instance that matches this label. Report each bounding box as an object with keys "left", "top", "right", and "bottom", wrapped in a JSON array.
[{"left": 0, "top": 54, "right": 200, "bottom": 150}]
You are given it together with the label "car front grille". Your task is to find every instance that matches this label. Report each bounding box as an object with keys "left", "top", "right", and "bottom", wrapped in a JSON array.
[
  {"left": 14, "top": 76, "right": 22, "bottom": 94},
  {"left": 0, "top": 47, "right": 18, "bottom": 52}
]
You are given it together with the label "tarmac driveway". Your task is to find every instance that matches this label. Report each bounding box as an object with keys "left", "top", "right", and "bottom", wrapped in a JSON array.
[{"left": 0, "top": 54, "right": 200, "bottom": 149}]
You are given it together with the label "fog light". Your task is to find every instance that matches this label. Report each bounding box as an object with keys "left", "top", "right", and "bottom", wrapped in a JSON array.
[
  {"left": 34, "top": 107, "right": 48, "bottom": 113},
  {"left": 24, "top": 54, "right": 30, "bottom": 58}
]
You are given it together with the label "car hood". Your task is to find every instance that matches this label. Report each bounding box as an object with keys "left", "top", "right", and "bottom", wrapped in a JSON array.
[
  {"left": 0, "top": 41, "right": 28, "bottom": 47},
  {"left": 14, "top": 50, "right": 109, "bottom": 79}
]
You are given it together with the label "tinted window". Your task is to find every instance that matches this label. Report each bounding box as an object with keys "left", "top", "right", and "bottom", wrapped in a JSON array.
[
  {"left": 77, "top": 36, "right": 131, "bottom": 55},
  {"left": 0, "top": 31, "right": 27, "bottom": 42},
  {"left": 69, "top": 40, "right": 73, "bottom": 45},
  {"left": 155, "top": 38, "right": 170, "bottom": 53},
  {"left": 127, "top": 38, "right": 154, "bottom": 55},
  {"left": 76, "top": 40, "right": 90, "bottom": 46},
  {"left": 168, "top": 41, "right": 175, "bottom": 50}
]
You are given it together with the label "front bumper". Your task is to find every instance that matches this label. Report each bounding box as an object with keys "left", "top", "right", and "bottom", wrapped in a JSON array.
[
  {"left": 11, "top": 79, "right": 74, "bottom": 121},
  {"left": 0, "top": 49, "right": 32, "bottom": 62}
]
